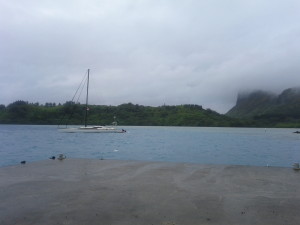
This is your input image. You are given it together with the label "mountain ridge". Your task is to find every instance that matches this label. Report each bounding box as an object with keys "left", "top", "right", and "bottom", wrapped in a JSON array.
[{"left": 226, "top": 87, "right": 300, "bottom": 122}]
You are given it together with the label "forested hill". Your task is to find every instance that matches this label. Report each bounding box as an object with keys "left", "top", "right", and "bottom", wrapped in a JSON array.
[
  {"left": 226, "top": 87, "right": 300, "bottom": 127},
  {"left": 0, "top": 101, "right": 242, "bottom": 127}
]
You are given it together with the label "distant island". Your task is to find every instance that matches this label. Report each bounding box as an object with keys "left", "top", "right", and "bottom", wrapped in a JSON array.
[{"left": 0, "top": 87, "right": 299, "bottom": 128}]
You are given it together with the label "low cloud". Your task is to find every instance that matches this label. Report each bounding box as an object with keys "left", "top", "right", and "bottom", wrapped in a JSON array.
[{"left": 1, "top": 0, "right": 300, "bottom": 113}]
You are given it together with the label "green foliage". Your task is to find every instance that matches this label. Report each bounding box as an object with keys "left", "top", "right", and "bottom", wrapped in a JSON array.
[
  {"left": 226, "top": 87, "right": 300, "bottom": 127},
  {"left": 1, "top": 98, "right": 298, "bottom": 127},
  {"left": 0, "top": 101, "right": 241, "bottom": 127}
]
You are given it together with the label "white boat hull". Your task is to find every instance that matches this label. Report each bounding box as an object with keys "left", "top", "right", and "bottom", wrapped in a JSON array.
[
  {"left": 58, "top": 70, "right": 126, "bottom": 134},
  {"left": 58, "top": 126, "right": 126, "bottom": 133}
]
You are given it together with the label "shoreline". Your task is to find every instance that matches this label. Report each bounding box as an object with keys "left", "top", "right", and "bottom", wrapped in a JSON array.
[
  {"left": 1, "top": 158, "right": 300, "bottom": 224},
  {"left": 0, "top": 157, "right": 296, "bottom": 169}
]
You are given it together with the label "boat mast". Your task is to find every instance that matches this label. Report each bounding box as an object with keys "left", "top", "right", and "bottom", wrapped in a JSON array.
[{"left": 84, "top": 69, "right": 90, "bottom": 127}]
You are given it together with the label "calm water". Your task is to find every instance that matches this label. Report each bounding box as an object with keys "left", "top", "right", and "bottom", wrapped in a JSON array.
[{"left": 0, "top": 125, "right": 299, "bottom": 168}]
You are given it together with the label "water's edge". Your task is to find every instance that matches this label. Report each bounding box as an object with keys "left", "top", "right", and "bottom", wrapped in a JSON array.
[{"left": 0, "top": 125, "right": 299, "bottom": 168}]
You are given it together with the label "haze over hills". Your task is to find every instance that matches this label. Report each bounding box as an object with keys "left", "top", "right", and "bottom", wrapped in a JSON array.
[
  {"left": 226, "top": 90, "right": 277, "bottom": 118},
  {"left": 2, "top": 1, "right": 300, "bottom": 113},
  {"left": 226, "top": 87, "right": 300, "bottom": 127},
  {"left": 1, "top": 87, "right": 300, "bottom": 128}
]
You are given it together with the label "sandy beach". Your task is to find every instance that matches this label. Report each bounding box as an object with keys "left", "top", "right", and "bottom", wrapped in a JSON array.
[{"left": 0, "top": 158, "right": 300, "bottom": 225}]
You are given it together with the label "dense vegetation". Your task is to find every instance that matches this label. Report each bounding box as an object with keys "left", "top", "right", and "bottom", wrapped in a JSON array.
[
  {"left": 0, "top": 100, "right": 243, "bottom": 127},
  {"left": 226, "top": 87, "right": 300, "bottom": 128},
  {"left": 1, "top": 86, "right": 300, "bottom": 128}
]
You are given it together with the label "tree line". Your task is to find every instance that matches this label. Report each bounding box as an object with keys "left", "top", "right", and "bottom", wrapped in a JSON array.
[
  {"left": 0, "top": 100, "right": 244, "bottom": 127},
  {"left": 0, "top": 100, "right": 299, "bottom": 127}
]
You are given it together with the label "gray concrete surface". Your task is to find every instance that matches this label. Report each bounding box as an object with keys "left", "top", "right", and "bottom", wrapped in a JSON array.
[{"left": 0, "top": 158, "right": 299, "bottom": 225}]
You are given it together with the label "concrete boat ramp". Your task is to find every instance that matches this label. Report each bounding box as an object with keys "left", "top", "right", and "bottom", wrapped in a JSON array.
[{"left": 0, "top": 158, "right": 300, "bottom": 225}]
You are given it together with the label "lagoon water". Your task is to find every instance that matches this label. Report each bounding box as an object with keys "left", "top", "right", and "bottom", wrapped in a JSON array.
[{"left": 0, "top": 125, "right": 299, "bottom": 168}]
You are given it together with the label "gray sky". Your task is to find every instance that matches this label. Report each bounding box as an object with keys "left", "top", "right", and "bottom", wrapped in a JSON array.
[{"left": 1, "top": 0, "right": 300, "bottom": 113}]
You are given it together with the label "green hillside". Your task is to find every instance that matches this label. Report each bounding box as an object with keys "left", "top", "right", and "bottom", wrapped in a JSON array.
[
  {"left": 2, "top": 87, "right": 300, "bottom": 128},
  {"left": 0, "top": 101, "right": 242, "bottom": 127},
  {"left": 226, "top": 87, "right": 300, "bottom": 127}
]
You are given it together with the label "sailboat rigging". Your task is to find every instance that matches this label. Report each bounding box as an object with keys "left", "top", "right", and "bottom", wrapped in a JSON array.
[{"left": 58, "top": 69, "right": 126, "bottom": 133}]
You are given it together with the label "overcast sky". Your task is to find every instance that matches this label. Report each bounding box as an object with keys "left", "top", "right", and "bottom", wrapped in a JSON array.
[{"left": 1, "top": 0, "right": 300, "bottom": 113}]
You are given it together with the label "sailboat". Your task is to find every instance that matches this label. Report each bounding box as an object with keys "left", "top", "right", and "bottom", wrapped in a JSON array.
[{"left": 58, "top": 69, "right": 126, "bottom": 133}]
